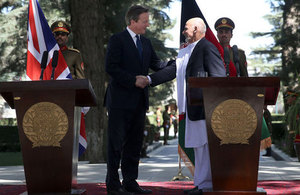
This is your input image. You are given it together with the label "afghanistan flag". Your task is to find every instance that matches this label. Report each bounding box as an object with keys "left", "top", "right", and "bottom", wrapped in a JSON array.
[
  {"left": 178, "top": 0, "right": 271, "bottom": 175},
  {"left": 179, "top": 0, "right": 222, "bottom": 176}
]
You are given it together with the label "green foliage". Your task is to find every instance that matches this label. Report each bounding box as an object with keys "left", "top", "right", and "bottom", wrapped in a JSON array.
[
  {"left": 0, "top": 152, "right": 23, "bottom": 166},
  {"left": 250, "top": 0, "right": 282, "bottom": 66},
  {"left": 272, "top": 113, "right": 285, "bottom": 121},
  {"left": 285, "top": 93, "right": 300, "bottom": 136},
  {"left": 250, "top": 0, "right": 300, "bottom": 121},
  {"left": 250, "top": 0, "right": 300, "bottom": 80},
  {"left": 0, "top": 3, "right": 27, "bottom": 80},
  {"left": 271, "top": 120, "right": 297, "bottom": 157},
  {"left": 283, "top": 130, "right": 297, "bottom": 157},
  {"left": 149, "top": 81, "right": 175, "bottom": 106},
  {"left": 0, "top": 118, "right": 17, "bottom": 126},
  {"left": 0, "top": 0, "right": 23, "bottom": 11},
  {"left": 0, "top": 0, "right": 69, "bottom": 81},
  {"left": 0, "top": 125, "right": 22, "bottom": 165},
  {"left": 280, "top": 0, "right": 300, "bottom": 87},
  {"left": 103, "top": 0, "right": 177, "bottom": 107},
  {"left": 103, "top": 0, "right": 174, "bottom": 43},
  {"left": 0, "top": 0, "right": 177, "bottom": 162},
  {"left": 0, "top": 126, "right": 20, "bottom": 152},
  {"left": 247, "top": 57, "right": 281, "bottom": 76},
  {"left": 1, "top": 0, "right": 176, "bottom": 105},
  {"left": 271, "top": 121, "right": 286, "bottom": 141}
]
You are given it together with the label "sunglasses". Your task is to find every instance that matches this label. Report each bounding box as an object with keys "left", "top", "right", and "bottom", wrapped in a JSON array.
[{"left": 54, "top": 32, "right": 68, "bottom": 36}]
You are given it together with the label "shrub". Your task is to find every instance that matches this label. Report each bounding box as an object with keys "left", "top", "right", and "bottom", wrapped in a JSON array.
[{"left": 0, "top": 126, "right": 20, "bottom": 152}]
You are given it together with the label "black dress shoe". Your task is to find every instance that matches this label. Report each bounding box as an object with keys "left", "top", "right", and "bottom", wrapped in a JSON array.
[
  {"left": 184, "top": 186, "right": 198, "bottom": 194},
  {"left": 263, "top": 154, "right": 271, "bottom": 156},
  {"left": 107, "top": 187, "right": 134, "bottom": 195},
  {"left": 263, "top": 153, "right": 271, "bottom": 156},
  {"left": 124, "top": 185, "right": 152, "bottom": 194},
  {"left": 188, "top": 189, "right": 203, "bottom": 195}
]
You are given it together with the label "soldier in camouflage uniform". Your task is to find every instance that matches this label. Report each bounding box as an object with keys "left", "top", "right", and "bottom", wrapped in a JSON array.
[
  {"left": 214, "top": 17, "right": 248, "bottom": 77},
  {"left": 51, "top": 20, "right": 85, "bottom": 79}
]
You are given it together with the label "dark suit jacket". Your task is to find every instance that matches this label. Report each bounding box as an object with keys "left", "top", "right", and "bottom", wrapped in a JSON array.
[
  {"left": 104, "top": 29, "right": 169, "bottom": 110},
  {"left": 150, "top": 38, "right": 225, "bottom": 121}
]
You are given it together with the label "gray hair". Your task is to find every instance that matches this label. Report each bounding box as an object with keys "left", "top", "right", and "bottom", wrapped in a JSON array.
[{"left": 193, "top": 17, "right": 206, "bottom": 34}]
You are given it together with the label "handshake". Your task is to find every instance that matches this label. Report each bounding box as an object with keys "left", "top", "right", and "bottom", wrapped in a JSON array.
[{"left": 135, "top": 75, "right": 150, "bottom": 89}]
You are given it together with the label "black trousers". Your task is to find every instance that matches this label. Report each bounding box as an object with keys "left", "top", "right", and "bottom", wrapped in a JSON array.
[
  {"left": 106, "top": 98, "right": 146, "bottom": 191},
  {"left": 163, "top": 125, "right": 169, "bottom": 144}
]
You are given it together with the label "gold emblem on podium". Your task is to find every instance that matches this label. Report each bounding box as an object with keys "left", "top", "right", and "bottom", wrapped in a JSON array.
[
  {"left": 22, "top": 102, "right": 68, "bottom": 148},
  {"left": 211, "top": 99, "right": 257, "bottom": 145}
]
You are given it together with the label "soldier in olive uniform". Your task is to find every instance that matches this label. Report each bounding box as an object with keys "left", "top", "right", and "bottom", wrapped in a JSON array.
[
  {"left": 215, "top": 17, "right": 248, "bottom": 77},
  {"left": 50, "top": 20, "right": 85, "bottom": 79}
]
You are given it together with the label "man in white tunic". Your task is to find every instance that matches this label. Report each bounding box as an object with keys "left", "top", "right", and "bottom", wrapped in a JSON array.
[{"left": 147, "top": 18, "right": 225, "bottom": 195}]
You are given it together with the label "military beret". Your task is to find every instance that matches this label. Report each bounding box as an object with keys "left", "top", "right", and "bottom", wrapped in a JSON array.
[
  {"left": 214, "top": 17, "right": 235, "bottom": 30},
  {"left": 51, "top": 21, "right": 71, "bottom": 34}
]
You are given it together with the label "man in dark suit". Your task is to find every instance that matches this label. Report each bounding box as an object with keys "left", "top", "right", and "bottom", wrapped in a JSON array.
[
  {"left": 104, "top": 5, "right": 173, "bottom": 195},
  {"left": 148, "top": 18, "right": 225, "bottom": 195}
]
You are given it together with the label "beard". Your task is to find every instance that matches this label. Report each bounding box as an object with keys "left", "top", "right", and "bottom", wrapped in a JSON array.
[{"left": 184, "top": 35, "right": 191, "bottom": 44}]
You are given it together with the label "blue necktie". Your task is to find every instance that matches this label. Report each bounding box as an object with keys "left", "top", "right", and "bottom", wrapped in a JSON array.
[{"left": 136, "top": 35, "right": 143, "bottom": 59}]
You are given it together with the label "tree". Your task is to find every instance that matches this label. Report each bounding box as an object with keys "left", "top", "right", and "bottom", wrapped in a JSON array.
[
  {"left": 0, "top": 0, "right": 69, "bottom": 80},
  {"left": 0, "top": 0, "right": 176, "bottom": 162},
  {"left": 74, "top": 0, "right": 176, "bottom": 162},
  {"left": 69, "top": 0, "right": 107, "bottom": 163},
  {"left": 0, "top": 1, "right": 27, "bottom": 80},
  {"left": 250, "top": 0, "right": 300, "bottom": 87},
  {"left": 250, "top": 0, "right": 299, "bottom": 157},
  {"left": 280, "top": 0, "right": 300, "bottom": 87},
  {"left": 102, "top": 0, "right": 177, "bottom": 108}
]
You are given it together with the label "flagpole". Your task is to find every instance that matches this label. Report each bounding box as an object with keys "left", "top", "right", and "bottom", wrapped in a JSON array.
[{"left": 171, "top": 147, "right": 191, "bottom": 181}]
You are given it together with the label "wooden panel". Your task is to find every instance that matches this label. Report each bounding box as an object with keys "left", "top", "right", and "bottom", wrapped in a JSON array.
[
  {"left": 0, "top": 79, "right": 97, "bottom": 108},
  {"left": 203, "top": 87, "right": 264, "bottom": 191},
  {"left": 188, "top": 77, "right": 280, "bottom": 105},
  {"left": 15, "top": 90, "right": 75, "bottom": 193},
  {"left": 187, "top": 77, "right": 279, "bottom": 193},
  {"left": 0, "top": 80, "right": 96, "bottom": 194},
  {"left": 204, "top": 191, "right": 266, "bottom": 195}
]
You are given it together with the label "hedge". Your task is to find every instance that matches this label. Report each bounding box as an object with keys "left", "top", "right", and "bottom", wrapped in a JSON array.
[{"left": 0, "top": 126, "right": 20, "bottom": 152}]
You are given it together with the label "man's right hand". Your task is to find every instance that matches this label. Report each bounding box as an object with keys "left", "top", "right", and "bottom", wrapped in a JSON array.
[{"left": 135, "top": 75, "right": 149, "bottom": 89}]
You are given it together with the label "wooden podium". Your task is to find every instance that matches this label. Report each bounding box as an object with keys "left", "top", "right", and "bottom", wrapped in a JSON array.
[
  {"left": 0, "top": 79, "right": 97, "bottom": 195},
  {"left": 188, "top": 77, "right": 280, "bottom": 195}
]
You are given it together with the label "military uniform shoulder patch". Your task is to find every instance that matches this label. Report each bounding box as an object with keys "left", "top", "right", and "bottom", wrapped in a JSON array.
[
  {"left": 238, "top": 49, "right": 246, "bottom": 56},
  {"left": 68, "top": 48, "right": 81, "bottom": 53}
]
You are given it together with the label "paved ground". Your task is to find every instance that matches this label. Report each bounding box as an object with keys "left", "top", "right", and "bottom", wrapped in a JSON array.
[{"left": 0, "top": 138, "right": 299, "bottom": 185}]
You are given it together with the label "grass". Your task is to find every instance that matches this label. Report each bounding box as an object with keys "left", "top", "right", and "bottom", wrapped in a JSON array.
[{"left": 0, "top": 152, "right": 23, "bottom": 166}]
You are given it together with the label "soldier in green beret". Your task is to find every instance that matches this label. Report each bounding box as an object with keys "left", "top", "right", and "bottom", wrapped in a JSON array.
[
  {"left": 214, "top": 17, "right": 248, "bottom": 77},
  {"left": 51, "top": 20, "right": 85, "bottom": 79}
]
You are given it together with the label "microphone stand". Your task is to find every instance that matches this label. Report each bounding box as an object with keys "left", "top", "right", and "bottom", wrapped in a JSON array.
[
  {"left": 50, "top": 50, "right": 59, "bottom": 80},
  {"left": 224, "top": 47, "right": 230, "bottom": 77},
  {"left": 39, "top": 51, "right": 48, "bottom": 80}
]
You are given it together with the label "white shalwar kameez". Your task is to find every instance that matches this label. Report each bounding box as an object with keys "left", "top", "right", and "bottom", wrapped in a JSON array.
[{"left": 176, "top": 40, "right": 212, "bottom": 190}]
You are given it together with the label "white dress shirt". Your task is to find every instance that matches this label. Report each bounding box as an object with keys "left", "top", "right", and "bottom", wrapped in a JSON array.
[{"left": 126, "top": 27, "right": 139, "bottom": 47}]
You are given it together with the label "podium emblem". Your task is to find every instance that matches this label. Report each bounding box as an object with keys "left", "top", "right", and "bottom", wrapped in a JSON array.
[
  {"left": 22, "top": 102, "right": 68, "bottom": 148},
  {"left": 211, "top": 99, "right": 257, "bottom": 145}
]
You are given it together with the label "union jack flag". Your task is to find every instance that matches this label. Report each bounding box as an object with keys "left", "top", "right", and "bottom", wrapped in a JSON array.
[{"left": 26, "top": 0, "right": 87, "bottom": 156}]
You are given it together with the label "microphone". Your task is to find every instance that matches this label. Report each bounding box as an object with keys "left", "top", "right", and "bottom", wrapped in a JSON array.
[
  {"left": 232, "top": 45, "right": 241, "bottom": 77},
  {"left": 50, "top": 50, "right": 59, "bottom": 80},
  {"left": 39, "top": 51, "right": 48, "bottom": 80},
  {"left": 224, "top": 47, "right": 230, "bottom": 77}
]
